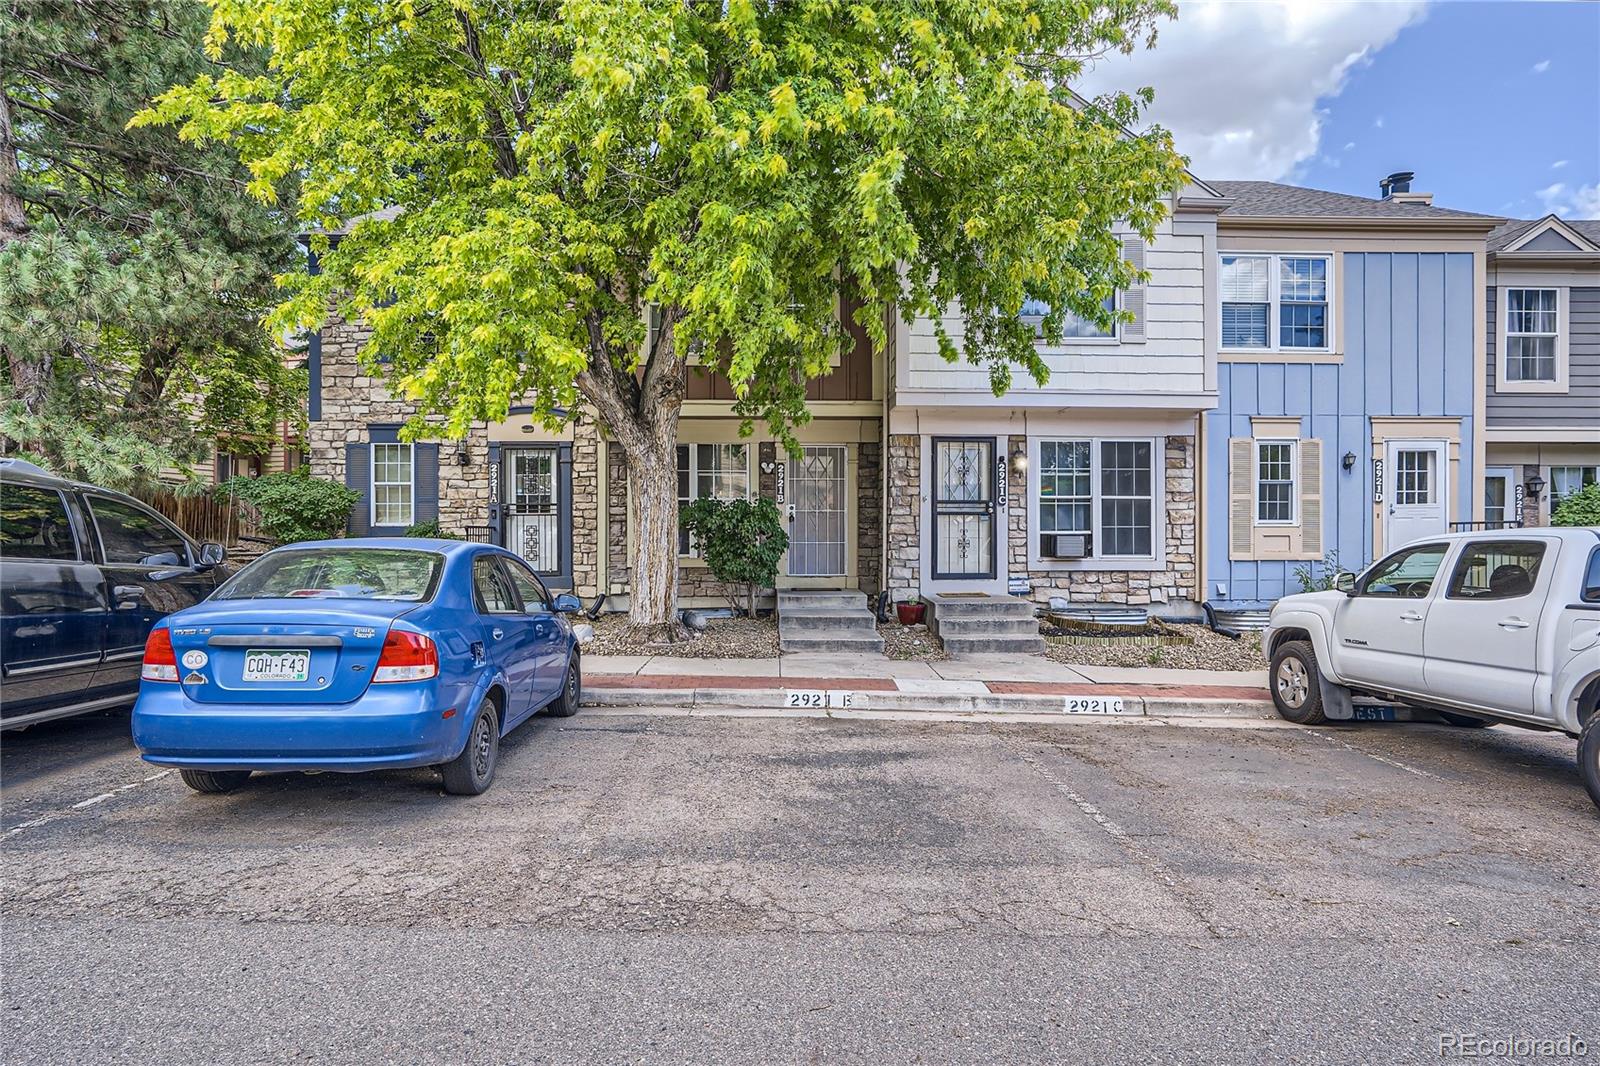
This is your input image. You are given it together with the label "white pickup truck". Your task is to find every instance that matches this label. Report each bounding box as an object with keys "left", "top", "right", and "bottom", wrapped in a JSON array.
[{"left": 1263, "top": 527, "right": 1600, "bottom": 810}]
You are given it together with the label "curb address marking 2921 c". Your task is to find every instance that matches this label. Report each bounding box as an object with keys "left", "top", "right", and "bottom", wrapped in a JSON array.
[{"left": 1063, "top": 696, "right": 1128, "bottom": 715}]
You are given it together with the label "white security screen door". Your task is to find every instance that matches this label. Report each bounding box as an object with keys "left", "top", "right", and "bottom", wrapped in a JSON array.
[
  {"left": 504, "top": 447, "right": 560, "bottom": 574},
  {"left": 1385, "top": 440, "right": 1449, "bottom": 549},
  {"left": 788, "top": 446, "right": 848, "bottom": 577},
  {"left": 932, "top": 438, "right": 996, "bottom": 579},
  {"left": 1483, "top": 466, "right": 1518, "bottom": 529}
]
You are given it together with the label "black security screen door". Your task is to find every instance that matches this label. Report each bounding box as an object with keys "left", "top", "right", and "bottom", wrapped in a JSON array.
[{"left": 932, "top": 437, "right": 996, "bottom": 579}]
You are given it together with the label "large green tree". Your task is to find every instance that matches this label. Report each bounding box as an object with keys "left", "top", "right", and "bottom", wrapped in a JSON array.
[
  {"left": 143, "top": 0, "right": 1185, "bottom": 635},
  {"left": 0, "top": 0, "right": 302, "bottom": 486}
]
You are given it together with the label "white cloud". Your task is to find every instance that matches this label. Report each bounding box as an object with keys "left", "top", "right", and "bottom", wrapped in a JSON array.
[
  {"left": 1372, "top": 115, "right": 1385, "bottom": 129},
  {"left": 1080, "top": 1, "right": 1428, "bottom": 180},
  {"left": 1343, "top": 142, "right": 1357, "bottom": 151},
  {"left": 1532, "top": 59, "right": 1551, "bottom": 74},
  {"left": 1552, "top": 159, "right": 1570, "bottom": 169},
  {"left": 1536, "top": 182, "right": 1600, "bottom": 218}
]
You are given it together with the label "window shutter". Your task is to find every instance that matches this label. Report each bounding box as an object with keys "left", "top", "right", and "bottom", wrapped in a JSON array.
[
  {"left": 415, "top": 443, "right": 440, "bottom": 527},
  {"left": 345, "top": 443, "right": 370, "bottom": 536},
  {"left": 1298, "top": 439, "right": 1323, "bottom": 557},
  {"left": 1120, "top": 235, "right": 1146, "bottom": 343},
  {"left": 1228, "top": 437, "right": 1253, "bottom": 560}
]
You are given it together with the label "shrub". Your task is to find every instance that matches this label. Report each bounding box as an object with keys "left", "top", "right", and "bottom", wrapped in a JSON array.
[
  {"left": 681, "top": 496, "right": 788, "bottom": 616},
  {"left": 1552, "top": 483, "right": 1600, "bottom": 527},
  {"left": 1293, "top": 550, "right": 1348, "bottom": 594},
  {"left": 216, "top": 469, "right": 359, "bottom": 544},
  {"left": 404, "top": 520, "right": 451, "bottom": 538}
]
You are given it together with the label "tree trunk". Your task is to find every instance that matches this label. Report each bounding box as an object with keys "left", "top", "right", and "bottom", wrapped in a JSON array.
[
  {"left": 0, "top": 89, "right": 26, "bottom": 245},
  {"left": 622, "top": 435, "right": 688, "bottom": 641}
]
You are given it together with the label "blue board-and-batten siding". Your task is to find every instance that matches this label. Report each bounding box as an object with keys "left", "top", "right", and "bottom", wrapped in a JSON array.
[{"left": 1204, "top": 252, "right": 1477, "bottom": 603}]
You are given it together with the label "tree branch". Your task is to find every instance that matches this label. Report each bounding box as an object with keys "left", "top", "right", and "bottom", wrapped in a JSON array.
[{"left": 453, "top": 8, "right": 521, "bottom": 181}]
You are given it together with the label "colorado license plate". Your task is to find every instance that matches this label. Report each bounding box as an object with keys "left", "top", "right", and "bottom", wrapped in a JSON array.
[{"left": 242, "top": 649, "right": 310, "bottom": 682}]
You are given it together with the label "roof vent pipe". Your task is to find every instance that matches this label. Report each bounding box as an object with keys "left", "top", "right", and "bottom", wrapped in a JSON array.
[{"left": 1380, "top": 171, "right": 1415, "bottom": 198}]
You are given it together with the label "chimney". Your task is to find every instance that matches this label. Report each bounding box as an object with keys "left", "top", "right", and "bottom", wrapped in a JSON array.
[{"left": 1379, "top": 171, "right": 1414, "bottom": 198}]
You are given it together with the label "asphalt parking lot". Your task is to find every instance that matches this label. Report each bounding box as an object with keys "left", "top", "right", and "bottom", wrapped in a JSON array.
[{"left": 3, "top": 705, "right": 1597, "bottom": 1065}]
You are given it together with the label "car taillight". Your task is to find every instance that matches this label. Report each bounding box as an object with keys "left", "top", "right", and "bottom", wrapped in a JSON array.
[
  {"left": 373, "top": 629, "right": 439, "bottom": 683},
  {"left": 141, "top": 628, "right": 179, "bottom": 682}
]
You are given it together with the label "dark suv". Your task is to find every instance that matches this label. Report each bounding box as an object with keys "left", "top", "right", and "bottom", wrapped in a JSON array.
[{"left": 1, "top": 458, "right": 230, "bottom": 729}]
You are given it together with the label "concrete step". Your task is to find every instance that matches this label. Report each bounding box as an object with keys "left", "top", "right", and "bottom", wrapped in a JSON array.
[
  {"left": 779, "top": 633, "right": 886, "bottom": 654},
  {"left": 779, "top": 616, "right": 880, "bottom": 636},
  {"left": 927, "top": 595, "right": 1037, "bottom": 619},
  {"left": 942, "top": 635, "right": 1047, "bottom": 656},
  {"left": 927, "top": 616, "right": 1042, "bottom": 638},
  {"left": 777, "top": 590, "right": 869, "bottom": 611}
]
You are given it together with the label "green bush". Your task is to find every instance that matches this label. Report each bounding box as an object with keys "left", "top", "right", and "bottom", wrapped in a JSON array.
[
  {"left": 1552, "top": 483, "right": 1600, "bottom": 527},
  {"left": 404, "top": 520, "right": 457, "bottom": 539},
  {"left": 216, "top": 469, "right": 359, "bottom": 544},
  {"left": 681, "top": 496, "right": 788, "bottom": 616}
]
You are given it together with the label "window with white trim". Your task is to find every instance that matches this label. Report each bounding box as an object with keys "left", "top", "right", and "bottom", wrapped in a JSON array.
[
  {"left": 1550, "top": 465, "right": 1598, "bottom": 506},
  {"left": 1221, "top": 253, "right": 1332, "bottom": 351},
  {"left": 371, "top": 442, "right": 414, "bottom": 527},
  {"left": 676, "top": 443, "right": 751, "bottom": 555},
  {"left": 1255, "top": 440, "right": 1297, "bottom": 524},
  {"left": 1035, "top": 438, "right": 1156, "bottom": 560},
  {"left": 1019, "top": 295, "right": 1116, "bottom": 340},
  {"left": 1504, "top": 288, "right": 1558, "bottom": 382}
]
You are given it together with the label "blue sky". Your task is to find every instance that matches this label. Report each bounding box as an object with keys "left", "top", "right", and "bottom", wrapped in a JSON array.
[{"left": 1083, "top": 1, "right": 1600, "bottom": 220}]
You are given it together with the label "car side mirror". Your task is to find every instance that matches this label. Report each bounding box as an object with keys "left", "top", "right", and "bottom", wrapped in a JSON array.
[
  {"left": 1334, "top": 571, "right": 1356, "bottom": 596},
  {"left": 197, "top": 542, "right": 227, "bottom": 568},
  {"left": 552, "top": 593, "right": 582, "bottom": 614}
]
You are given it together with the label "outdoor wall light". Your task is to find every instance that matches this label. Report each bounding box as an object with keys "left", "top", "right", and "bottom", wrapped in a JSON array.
[
  {"left": 1342, "top": 451, "right": 1357, "bottom": 472},
  {"left": 1525, "top": 474, "right": 1546, "bottom": 502},
  {"left": 455, "top": 443, "right": 471, "bottom": 467},
  {"left": 1011, "top": 448, "right": 1028, "bottom": 474}
]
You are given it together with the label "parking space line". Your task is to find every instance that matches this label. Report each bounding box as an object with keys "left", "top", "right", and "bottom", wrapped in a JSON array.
[
  {"left": 1302, "top": 729, "right": 1441, "bottom": 780},
  {"left": 5, "top": 769, "right": 173, "bottom": 837}
]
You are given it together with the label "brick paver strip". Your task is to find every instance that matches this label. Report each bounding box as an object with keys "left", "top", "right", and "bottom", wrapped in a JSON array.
[{"left": 589, "top": 674, "right": 1268, "bottom": 700}]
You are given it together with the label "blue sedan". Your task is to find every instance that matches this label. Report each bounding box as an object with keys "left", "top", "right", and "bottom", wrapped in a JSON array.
[{"left": 131, "top": 539, "right": 583, "bottom": 796}]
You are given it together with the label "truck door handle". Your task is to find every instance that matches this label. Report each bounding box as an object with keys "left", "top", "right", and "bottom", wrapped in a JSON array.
[
  {"left": 1399, "top": 611, "right": 1423, "bottom": 623},
  {"left": 113, "top": 585, "right": 145, "bottom": 608},
  {"left": 1497, "top": 618, "right": 1530, "bottom": 630}
]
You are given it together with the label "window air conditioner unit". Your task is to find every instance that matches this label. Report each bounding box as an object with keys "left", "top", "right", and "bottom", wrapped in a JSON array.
[{"left": 1042, "top": 533, "right": 1091, "bottom": 559}]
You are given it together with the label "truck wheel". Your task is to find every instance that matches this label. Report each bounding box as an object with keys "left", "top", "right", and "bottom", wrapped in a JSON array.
[
  {"left": 1579, "top": 716, "right": 1600, "bottom": 813},
  {"left": 1438, "top": 711, "right": 1490, "bottom": 728},
  {"left": 1270, "top": 640, "right": 1326, "bottom": 725}
]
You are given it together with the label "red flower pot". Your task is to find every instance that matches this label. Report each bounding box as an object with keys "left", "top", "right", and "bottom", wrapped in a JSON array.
[{"left": 896, "top": 602, "right": 926, "bottom": 626}]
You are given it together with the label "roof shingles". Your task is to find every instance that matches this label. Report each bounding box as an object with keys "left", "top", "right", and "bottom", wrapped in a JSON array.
[{"left": 1211, "top": 180, "right": 1499, "bottom": 221}]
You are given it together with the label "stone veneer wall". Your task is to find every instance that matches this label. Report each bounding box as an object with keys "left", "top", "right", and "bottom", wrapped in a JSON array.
[
  {"left": 569, "top": 421, "right": 601, "bottom": 598},
  {"left": 884, "top": 434, "right": 922, "bottom": 601},
  {"left": 308, "top": 311, "right": 490, "bottom": 533},
  {"left": 1011, "top": 435, "right": 1198, "bottom": 610},
  {"left": 855, "top": 440, "right": 882, "bottom": 598}
]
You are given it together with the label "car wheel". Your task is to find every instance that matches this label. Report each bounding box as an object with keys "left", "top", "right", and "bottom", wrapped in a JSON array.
[
  {"left": 1269, "top": 640, "right": 1326, "bottom": 725},
  {"left": 440, "top": 699, "right": 499, "bottom": 796},
  {"left": 1438, "top": 711, "right": 1490, "bottom": 728},
  {"left": 1579, "top": 715, "right": 1600, "bottom": 813},
  {"left": 546, "top": 654, "right": 581, "bottom": 718},
  {"left": 179, "top": 769, "right": 251, "bottom": 794}
]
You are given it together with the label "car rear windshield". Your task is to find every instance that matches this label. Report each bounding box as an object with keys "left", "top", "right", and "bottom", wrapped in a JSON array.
[{"left": 215, "top": 548, "right": 443, "bottom": 602}]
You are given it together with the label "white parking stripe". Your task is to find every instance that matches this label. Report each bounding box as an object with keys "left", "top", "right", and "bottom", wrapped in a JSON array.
[
  {"left": 5, "top": 769, "right": 173, "bottom": 837},
  {"left": 1303, "top": 729, "right": 1440, "bottom": 779}
]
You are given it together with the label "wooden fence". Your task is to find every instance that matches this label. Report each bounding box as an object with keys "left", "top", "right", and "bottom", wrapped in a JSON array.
[{"left": 135, "top": 487, "right": 268, "bottom": 548}]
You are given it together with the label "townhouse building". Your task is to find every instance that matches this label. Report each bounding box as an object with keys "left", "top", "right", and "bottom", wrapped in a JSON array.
[
  {"left": 1481, "top": 214, "right": 1600, "bottom": 525},
  {"left": 1201, "top": 175, "right": 1501, "bottom": 605}
]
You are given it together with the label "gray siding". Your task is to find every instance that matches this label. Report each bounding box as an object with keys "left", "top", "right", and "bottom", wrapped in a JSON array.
[{"left": 1486, "top": 286, "right": 1600, "bottom": 425}]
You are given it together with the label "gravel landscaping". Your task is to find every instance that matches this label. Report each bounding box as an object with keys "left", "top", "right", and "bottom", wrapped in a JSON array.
[
  {"left": 1042, "top": 621, "right": 1267, "bottom": 671},
  {"left": 877, "top": 622, "right": 947, "bottom": 661},
  {"left": 583, "top": 613, "right": 780, "bottom": 658}
]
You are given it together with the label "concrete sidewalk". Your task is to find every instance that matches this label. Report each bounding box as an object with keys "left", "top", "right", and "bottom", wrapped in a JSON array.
[{"left": 581, "top": 652, "right": 1277, "bottom": 720}]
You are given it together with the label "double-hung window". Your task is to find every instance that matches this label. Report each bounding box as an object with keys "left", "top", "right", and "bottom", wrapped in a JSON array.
[
  {"left": 676, "top": 443, "right": 751, "bottom": 555},
  {"left": 371, "top": 442, "right": 415, "bottom": 527},
  {"left": 1019, "top": 295, "right": 1117, "bottom": 341},
  {"left": 1221, "top": 253, "right": 1332, "bottom": 351},
  {"left": 1503, "top": 288, "right": 1558, "bottom": 382},
  {"left": 1550, "top": 466, "right": 1598, "bottom": 507},
  {"left": 1035, "top": 439, "right": 1157, "bottom": 561},
  {"left": 1255, "top": 441, "right": 1297, "bottom": 524}
]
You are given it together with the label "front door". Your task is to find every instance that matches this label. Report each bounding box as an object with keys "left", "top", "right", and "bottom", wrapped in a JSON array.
[
  {"left": 931, "top": 437, "right": 996, "bottom": 580},
  {"left": 1483, "top": 466, "right": 1520, "bottom": 529},
  {"left": 1384, "top": 440, "right": 1448, "bottom": 549},
  {"left": 503, "top": 447, "right": 564, "bottom": 581},
  {"left": 787, "top": 446, "right": 848, "bottom": 580}
]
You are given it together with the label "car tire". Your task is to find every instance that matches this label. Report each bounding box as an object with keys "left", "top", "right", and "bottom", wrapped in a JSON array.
[
  {"left": 1579, "top": 715, "right": 1600, "bottom": 813},
  {"left": 546, "top": 654, "right": 581, "bottom": 718},
  {"left": 179, "top": 769, "right": 251, "bottom": 794},
  {"left": 440, "top": 699, "right": 499, "bottom": 796},
  {"left": 1270, "top": 640, "right": 1326, "bottom": 725},
  {"left": 1438, "top": 711, "right": 1490, "bottom": 728}
]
